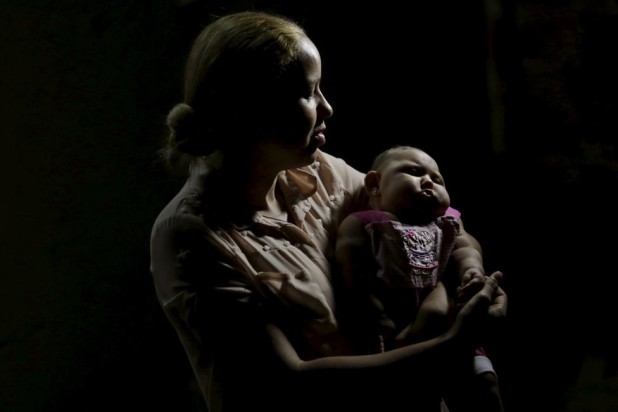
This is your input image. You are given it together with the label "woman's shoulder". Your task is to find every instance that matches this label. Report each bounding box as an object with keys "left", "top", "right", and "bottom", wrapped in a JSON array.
[
  {"left": 315, "top": 150, "right": 364, "bottom": 180},
  {"left": 153, "top": 155, "right": 223, "bottom": 227},
  {"left": 151, "top": 172, "right": 215, "bottom": 239},
  {"left": 313, "top": 150, "right": 366, "bottom": 199},
  {"left": 151, "top": 192, "right": 207, "bottom": 241}
]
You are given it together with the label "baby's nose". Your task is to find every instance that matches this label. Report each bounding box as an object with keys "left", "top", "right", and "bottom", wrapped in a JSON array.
[{"left": 420, "top": 176, "right": 434, "bottom": 188}]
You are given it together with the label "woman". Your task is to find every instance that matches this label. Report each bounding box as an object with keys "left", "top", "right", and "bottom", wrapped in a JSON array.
[{"left": 150, "top": 11, "right": 506, "bottom": 412}]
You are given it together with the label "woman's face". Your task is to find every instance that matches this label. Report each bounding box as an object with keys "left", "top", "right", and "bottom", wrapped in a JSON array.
[{"left": 254, "top": 36, "right": 333, "bottom": 170}]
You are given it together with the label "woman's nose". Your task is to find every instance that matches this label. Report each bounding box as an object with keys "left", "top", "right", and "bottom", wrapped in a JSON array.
[{"left": 317, "top": 90, "right": 333, "bottom": 119}]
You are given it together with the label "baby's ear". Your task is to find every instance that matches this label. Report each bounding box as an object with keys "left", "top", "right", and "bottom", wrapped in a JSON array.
[{"left": 364, "top": 171, "right": 380, "bottom": 195}]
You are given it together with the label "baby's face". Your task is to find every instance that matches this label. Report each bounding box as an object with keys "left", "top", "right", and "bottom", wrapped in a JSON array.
[{"left": 376, "top": 148, "right": 450, "bottom": 224}]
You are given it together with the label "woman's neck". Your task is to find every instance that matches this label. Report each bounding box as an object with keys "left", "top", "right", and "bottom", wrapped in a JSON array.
[{"left": 215, "top": 151, "right": 288, "bottom": 219}]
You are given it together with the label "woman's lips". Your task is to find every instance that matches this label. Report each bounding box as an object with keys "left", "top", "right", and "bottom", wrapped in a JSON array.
[{"left": 313, "top": 128, "right": 326, "bottom": 146}]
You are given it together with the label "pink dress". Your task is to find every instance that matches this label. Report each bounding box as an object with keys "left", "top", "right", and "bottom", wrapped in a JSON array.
[{"left": 349, "top": 208, "right": 460, "bottom": 349}]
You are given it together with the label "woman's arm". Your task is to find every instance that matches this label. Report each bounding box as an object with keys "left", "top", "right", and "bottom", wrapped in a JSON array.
[{"left": 267, "top": 272, "right": 505, "bottom": 375}]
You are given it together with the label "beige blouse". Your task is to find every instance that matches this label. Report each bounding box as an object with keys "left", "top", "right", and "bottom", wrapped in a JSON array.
[{"left": 150, "top": 149, "right": 367, "bottom": 412}]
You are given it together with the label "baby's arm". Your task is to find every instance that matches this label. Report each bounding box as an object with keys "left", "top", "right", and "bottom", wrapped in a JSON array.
[{"left": 451, "top": 220, "right": 487, "bottom": 302}]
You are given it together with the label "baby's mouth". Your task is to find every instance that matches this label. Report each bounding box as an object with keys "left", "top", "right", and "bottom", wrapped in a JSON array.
[{"left": 419, "top": 189, "right": 434, "bottom": 198}]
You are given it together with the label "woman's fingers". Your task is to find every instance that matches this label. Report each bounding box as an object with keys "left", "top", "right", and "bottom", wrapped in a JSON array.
[
  {"left": 486, "top": 272, "right": 507, "bottom": 318},
  {"left": 454, "top": 271, "right": 506, "bottom": 343}
]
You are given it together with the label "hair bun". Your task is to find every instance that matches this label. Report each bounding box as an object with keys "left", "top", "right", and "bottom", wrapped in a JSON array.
[{"left": 166, "top": 103, "right": 195, "bottom": 134}]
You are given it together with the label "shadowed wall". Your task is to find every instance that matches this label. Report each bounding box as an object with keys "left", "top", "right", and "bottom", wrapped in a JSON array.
[{"left": 1, "top": 1, "right": 616, "bottom": 411}]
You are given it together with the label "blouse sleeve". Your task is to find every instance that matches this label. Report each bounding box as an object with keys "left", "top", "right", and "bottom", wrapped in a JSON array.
[{"left": 149, "top": 213, "right": 276, "bottom": 366}]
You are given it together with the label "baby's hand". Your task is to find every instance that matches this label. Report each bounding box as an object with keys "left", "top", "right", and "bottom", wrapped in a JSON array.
[{"left": 456, "top": 268, "right": 486, "bottom": 303}]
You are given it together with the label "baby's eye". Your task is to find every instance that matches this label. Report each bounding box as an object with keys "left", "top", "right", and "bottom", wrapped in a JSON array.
[{"left": 432, "top": 176, "right": 445, "bottom": 185}]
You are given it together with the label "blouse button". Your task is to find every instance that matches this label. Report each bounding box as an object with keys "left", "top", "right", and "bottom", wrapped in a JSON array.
[{"left": 262, "top": 245, "right": 271, "bottom": 251}]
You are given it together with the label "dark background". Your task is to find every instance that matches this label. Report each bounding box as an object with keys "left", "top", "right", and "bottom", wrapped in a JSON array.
[{"left": 2, "top": 1, "right": 617, "bottom": 411}]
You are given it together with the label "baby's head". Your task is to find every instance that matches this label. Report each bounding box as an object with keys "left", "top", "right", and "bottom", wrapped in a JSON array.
[{"left": 366, "top": 146, "right": 450, "bottom": 225}]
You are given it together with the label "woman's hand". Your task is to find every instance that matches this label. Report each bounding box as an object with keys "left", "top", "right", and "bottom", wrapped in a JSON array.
[{"left": 450, "top": 272, "right": 507, "bottom": 346}]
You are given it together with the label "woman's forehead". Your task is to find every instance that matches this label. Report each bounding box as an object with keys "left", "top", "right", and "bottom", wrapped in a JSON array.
[
  {"left": 276, "top": 37, "right": 321, "bottom": 91},
  {"left": 295, "top": 37, "right": 321, "bottom": 77}
]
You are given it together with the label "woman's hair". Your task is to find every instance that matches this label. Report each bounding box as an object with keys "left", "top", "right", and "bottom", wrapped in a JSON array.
[{"left": 163, "top": 11, "right": 307, "bottom": 168}]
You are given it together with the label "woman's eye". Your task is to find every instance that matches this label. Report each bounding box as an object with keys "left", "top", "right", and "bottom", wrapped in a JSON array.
[{"left": 306, "top": 87, "right": 317, "bottom": 98}]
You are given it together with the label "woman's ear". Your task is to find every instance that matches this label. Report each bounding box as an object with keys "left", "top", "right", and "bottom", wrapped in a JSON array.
[{"left": 364, "top": 171, "right": 381, "bottom": 196}]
